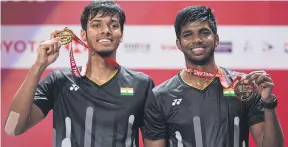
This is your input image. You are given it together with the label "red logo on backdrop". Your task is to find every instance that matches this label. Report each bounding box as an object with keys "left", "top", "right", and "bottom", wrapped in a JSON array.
[
  {"left": 161, "top": 44, "right": 178, "bottom": 50},
  {"left": 1, "top": 40, "right": 40, "bottom": 53}
]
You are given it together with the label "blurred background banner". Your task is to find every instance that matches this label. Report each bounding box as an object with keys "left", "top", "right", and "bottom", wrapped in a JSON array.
[{"left": 1, "top": 1, "right": 288, "bottom": 147}]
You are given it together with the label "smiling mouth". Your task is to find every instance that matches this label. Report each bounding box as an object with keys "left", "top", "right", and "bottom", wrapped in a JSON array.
[
  {"left": 98, "top": 39, "right": 113, "bottom": 44},
  {"left": 192, "top": 47, "right": 205, "bottom": 51},
  {"left": 189, "top": 45, "right": 207, "bottom": 50},
  {"left": 189, "top": 46, "right": 207, "bottom": 55}
]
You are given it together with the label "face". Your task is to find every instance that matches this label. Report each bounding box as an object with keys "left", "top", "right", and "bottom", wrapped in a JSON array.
[
  {"left": 81, "top": 12, "right": 123, "bottom": 57},
  {"left": 176, "top": 21, "right": 219, "bottom": 65}
]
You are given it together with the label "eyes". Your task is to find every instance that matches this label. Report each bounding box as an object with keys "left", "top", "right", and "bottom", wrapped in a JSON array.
[
  {"left": 91, "top": 22, "right": 120, "bottom": 29},
  {"left": 182, "top": 30, "right": 211, "bottom": 38}
]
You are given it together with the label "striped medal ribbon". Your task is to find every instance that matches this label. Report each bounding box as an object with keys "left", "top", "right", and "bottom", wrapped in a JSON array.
[{"left": 186, "top": 66, "right": 257, "bottom": 101}]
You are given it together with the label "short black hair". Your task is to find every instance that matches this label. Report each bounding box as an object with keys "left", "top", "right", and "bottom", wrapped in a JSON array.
[
  {"left": 174, "top": 5, "right": 217, "bottom": 39},
  {"left": 80, "top": 1, "right": 126, "bottom": 32}
]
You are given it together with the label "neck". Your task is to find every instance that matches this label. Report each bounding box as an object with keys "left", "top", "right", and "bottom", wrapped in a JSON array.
[
  {"left": 85, "top": 51, "right": 118, "bottom": 83},
  {"left": 181, "top": 58, "right": 217, "bottom": 84},
  {"left": 186, "top": 58, "right": 217, "bottom": 74}
]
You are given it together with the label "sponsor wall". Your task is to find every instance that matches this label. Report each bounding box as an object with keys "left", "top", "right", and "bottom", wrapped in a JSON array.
[
  {"left": 1, "top": 26, "right": 288, "bottom": 69},
  {"left": 1, "top": 1, "right": 288, "bottom": 147}
]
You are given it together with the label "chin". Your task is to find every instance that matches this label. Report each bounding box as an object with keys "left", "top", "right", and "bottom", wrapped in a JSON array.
[
  {"left": 94, "top": 45, "right": 115, "bottom": 52},
  {"left": 91, "top": 44, "right": 119, "bottom": 57},
  {"left": 94, "top": 49, "right": 115, "bottom": 58},
  {"left": 188, "top": 55, "right": 213, "bottom": 65},
  {"left": 188, "top": 51, "right": 214, "bottom": 65},
  {"left": 190, "top": 59, "right": 209, "bottom": 65}
]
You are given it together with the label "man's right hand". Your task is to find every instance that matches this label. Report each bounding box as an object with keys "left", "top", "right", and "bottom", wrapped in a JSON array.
[{"left": 34, "top": 30, "right": 62, "bottom": 68}]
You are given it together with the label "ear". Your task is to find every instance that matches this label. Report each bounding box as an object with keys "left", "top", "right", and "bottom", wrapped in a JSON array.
[
  {"left": 120, "top": 32, "right": 124, "bottom": 43},
  {"left": 176, "top": 39, "right": 183, "bottom": 52},
  {"left": 81, "top": 30, "right": 87, "bottom": 41},
  {"left": 215, "top": 34, "right": 219, "bottom": 47}
]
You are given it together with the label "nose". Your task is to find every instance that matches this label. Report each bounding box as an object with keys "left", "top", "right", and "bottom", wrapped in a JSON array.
[
  {"left": 101, "top": 25, "right": 111, "bottom": 35},
  {"left": 192, "top": 35, "right": 203, "bottom": 44}
]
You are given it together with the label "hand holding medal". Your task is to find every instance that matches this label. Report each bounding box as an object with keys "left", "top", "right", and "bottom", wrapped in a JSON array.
[
  {"left": 53, "top": 27, "right": 85, "bottom": 77},
  {"left": 240, "top": 70, "right": 275, "bottom": 102},
  {"left": 34, "top": 32, "right": 62, "bottom": 68}
]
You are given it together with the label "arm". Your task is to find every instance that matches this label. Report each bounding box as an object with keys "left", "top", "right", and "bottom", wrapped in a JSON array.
[
  {"left": 244, "top": 70, "right": 284, "bottom": 147},
  {"left": 143, "top": 88, "right": 167, "bottom": 147},
  {"left": 4, "top": 64, "right": 49, "bottom": 135},
  {"left": 249, "top": 95, "right": 284, "bottom": 147},
  {"left": 4, "top": 35, "right": 61, "bottom": 136}
]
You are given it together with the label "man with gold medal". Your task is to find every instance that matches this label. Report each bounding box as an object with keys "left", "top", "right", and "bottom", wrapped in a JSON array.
[
  {"left": 4, "top": 1, "right": 155, "bottom": 147},
  {"left": 143, "top": 5, "right": 284, "bottom": 147}
]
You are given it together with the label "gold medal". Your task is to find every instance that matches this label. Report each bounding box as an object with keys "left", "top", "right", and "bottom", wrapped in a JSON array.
[
  {"left": 55, "top": 27, "right": 74, "bottom": 45},
  {"left": 234, "top": 81, "right": 256, "bottom": 101}
]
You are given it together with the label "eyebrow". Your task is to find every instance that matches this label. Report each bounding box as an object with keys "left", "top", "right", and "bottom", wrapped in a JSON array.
[
  {"left": 90, "top": 19, "right": 119, "bottom": 23},
  {"left": 182, "top": 27, "right": 211, "bottom": 34},
  {"left": 182, "top": 30, "right": 192, "bottom": 35},
  {"left": 199, "top": 28, "right": 211, "bottom": 32}
]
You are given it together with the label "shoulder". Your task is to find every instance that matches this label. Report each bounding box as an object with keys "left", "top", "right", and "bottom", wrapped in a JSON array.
[
  {"left": 120, "top": 66, "right": 154, "bottom": 83},
  {"left": 48, "top": 68, "right": 73, "bottom": 80},
  {"left": 153, "top": 75, "right": 180, "bottom": 98},
  {"left": 40, "top": 68, "right": 76, "bottom": 85}
]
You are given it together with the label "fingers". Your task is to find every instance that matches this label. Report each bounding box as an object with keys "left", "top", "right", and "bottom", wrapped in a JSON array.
[
  {"left": 242, "top": 71, "right": 264, "bottom": 82},
  {"left": 242, "top": 70, "right": 274, "bottom": 88},
  {"left": 244, "top": 70, "right": 266, "bottom": 79},
  {"left": 247, "top": 73, "right": 264, "bottom": 84},
  {"left": 255, "top": 74, "right": 272, "bottom": 85},
  {"left": 50, "top": 30, "right": 63, "bottom": 39},
  {"left": 48, "top": 38, "right": 61, "bottom": 55},
  {"left": 52, "top": 37, "right": 62, "bottom": 51},
  {"left": 39, "top": 37, "right": 61, "bottom": 55},
  {"left": 46, "top": 42, "right": 57, "bottom": 55},
  {"left": 259, "top": 82, "right": 274, "bottom": 88},
  {"left": 51, "top": 48, "right": 60, "bottom": 59}
]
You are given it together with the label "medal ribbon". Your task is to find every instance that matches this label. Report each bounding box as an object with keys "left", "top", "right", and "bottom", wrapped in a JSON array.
[
  {"left": 186, "top": 65, "right": 243, "bottom": 88},
  {"left": 185, "top": 65, "right": 259, "bottom": 103}
]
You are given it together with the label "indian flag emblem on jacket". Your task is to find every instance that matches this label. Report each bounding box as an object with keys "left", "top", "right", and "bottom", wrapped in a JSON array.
[
  {"left": 223, "top": 88, "right": 235, "bottom": 96},
  {"left": 120, "top": 88, "right": 134, "bottom": 96}
]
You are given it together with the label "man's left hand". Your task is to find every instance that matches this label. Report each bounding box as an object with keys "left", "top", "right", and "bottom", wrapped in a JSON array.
[{"left": 242, "top": 70, "right": 275, "bottom": 102}]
